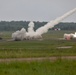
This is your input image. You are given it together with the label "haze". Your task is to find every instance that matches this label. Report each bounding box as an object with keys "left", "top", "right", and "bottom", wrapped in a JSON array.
[{"left": 0, "top": 0, "right": 76, "bottom": 22}]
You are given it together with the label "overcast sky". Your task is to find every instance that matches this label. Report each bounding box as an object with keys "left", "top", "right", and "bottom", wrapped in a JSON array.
[{"left": 0, "top": 0, "right": 76, "bottom": 22}]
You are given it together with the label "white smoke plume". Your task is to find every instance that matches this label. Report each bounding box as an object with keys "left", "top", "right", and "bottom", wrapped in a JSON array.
[
  {"left": 12, "top": 28, "right": 26, "bottom": 41},
  {"left": 64, "top": 32, "right": 76, "bottom": 40},
  {"left": 27, "top": 21, "right": 35, "bottom": 33},
  {"left": 36, "top": 8, "right": 76, "bottom": 35},
  {"left": 25, "top": 21, "right": 36, "bottom": 40},
  {"left": 12, "top": 8, "right": 76, "bottom": 40}
]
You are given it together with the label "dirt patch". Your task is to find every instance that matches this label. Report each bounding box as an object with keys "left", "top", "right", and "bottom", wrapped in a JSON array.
[
  {"left": 57, "top": 46, "right": 72, "bottom": 49},
  {"left": 0, "top": 56, "right": 76, "bottom": 62}
]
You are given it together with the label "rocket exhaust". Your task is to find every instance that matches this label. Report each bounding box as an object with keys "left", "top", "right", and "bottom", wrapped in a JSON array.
[
  {"left": 36, "top": 8, "right": 76, "bottom": 35},
  {"left": 12, "top": 8, "right": 76, "bottom": 40}
]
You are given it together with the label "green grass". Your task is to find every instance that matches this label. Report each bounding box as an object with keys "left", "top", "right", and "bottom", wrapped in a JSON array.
[
  {"left": 0, "top": 31, "right": 13, "bottom": 39},
  {"left": 0, "top": 59, "right": 76, "bottom": 75},
  {"left": 0, "top": 30, "right": 76, "bottom": 58},
  {"left": 0, "top": 31, "right": 76, "bottom": 75},
  {"left": 0, "top": 40, "right": 76, "bottom": 58}
]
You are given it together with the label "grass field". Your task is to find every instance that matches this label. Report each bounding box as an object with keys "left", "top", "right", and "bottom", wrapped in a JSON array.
[
  {"left": 0, "top": 30, "right": 76, "bottom": 58},
  {"left": 0, "top": 30, "right": 76, "bottom": 75},
  {"left": 0, "top": 59, "right": 76, "bottom": 75}
]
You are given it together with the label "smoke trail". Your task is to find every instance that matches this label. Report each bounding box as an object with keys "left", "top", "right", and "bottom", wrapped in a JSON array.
[{"left": 36, "top": 8, "right": 76, "bottom": 35}]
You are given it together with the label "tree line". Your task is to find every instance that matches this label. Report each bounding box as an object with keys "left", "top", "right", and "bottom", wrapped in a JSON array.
[{"left": 0, "top": 21, "right": 76, "bottom": 31}]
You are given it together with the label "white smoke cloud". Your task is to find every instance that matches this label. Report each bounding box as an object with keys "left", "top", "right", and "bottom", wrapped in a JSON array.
[
  {"left": 25, "top": 21, "right": 36, "bottom": 40},
  {"left": 12, "top": 8, "right": 76, "bottom": 40},
  {"left": 73, "top": 32, "right": 76, "bottom": 38},
  {"left": 64, "top": 32, "right": 76, "bottom": 40},
  {"left": 28, "top": 21, "right": 35, "bottom": 32},
  {"left": 12, "top": 28, "right": 26, "bottom": 41}
]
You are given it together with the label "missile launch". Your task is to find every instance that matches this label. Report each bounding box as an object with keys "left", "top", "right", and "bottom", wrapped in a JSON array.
[{"left": 12, "top": 8, "right": 76, "bottom": 40}]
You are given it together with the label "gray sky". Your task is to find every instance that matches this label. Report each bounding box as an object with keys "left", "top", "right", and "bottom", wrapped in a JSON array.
[{"left": 0, "top": 0, "right": 76, "bottom": 22}]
